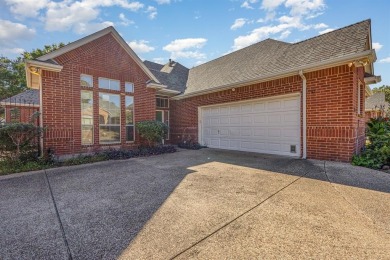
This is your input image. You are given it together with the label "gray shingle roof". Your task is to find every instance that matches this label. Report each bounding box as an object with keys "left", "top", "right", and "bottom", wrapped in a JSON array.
[
  {"left": 365, "top": 92, "right": 389, "bottom": 111},
  {"left": 1, "top": 89, "right": 40, "bottom": 105},
  {"left": 144, "top": 60, "right": 189, "bottom": 93},
  {"left": 185, "top": 19, "right": 371, "bottom": 95}
]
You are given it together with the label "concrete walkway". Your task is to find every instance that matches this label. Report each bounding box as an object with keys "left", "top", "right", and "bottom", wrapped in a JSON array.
[{"left": 1, "top": 149, "right": 389, "bottom": 259}]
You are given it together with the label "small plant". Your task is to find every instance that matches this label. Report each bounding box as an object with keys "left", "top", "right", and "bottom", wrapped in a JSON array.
[
  {"left": 136, "top": 120, "right": 168, "bottom": 146},
  {"left": 178, "top": 140, "right": 206, "bottom": 150}
]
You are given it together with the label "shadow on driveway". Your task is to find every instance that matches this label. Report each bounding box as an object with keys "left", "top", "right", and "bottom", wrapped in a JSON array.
[{"left": 0, "top": 148, "right": 389, "bottom": 259}]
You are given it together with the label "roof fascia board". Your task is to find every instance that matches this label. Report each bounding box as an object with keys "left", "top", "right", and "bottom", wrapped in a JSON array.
[
  {"left": 36, "top": 27, "right": 160, "bottom": 83},
  {"left": 172, "top": 50, "right": 376, "bottom": 100},
  {"left": 147, "top": 82, "right": 167, "bottom": 90},
  {"left": 26, "top": 59, "right": 63, "bottom": 72},
  {"left": 157, "top": 88, "right": 181, "bottom": 96},
  {"left": 0, "top": 102, "right": 40, "bottom": 107}
]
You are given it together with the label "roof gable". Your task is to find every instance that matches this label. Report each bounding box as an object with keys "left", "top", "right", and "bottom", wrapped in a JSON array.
[
  {"left": 144, "top": 60, "right": 189, "bottom": 93},
  {"left": 36, "top": 27, "right": 159, "bottom": 83},
  {"left": 184, "top": 19, "right": 374, "bottom": 97}
]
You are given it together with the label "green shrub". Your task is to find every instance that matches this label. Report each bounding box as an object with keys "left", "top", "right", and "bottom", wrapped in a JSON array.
[
  {"left": 136, "top": 120, "right": 168, "bottom": 146},
  {"left": 352, "top": 117, "right": 390, "bottom": 169},
  {"left": 0, "top": 123, "right": 43, "bottom": 161}
]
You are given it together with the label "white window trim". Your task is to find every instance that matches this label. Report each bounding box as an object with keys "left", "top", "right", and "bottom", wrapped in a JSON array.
[
  {"left": 125, "top": 82, "right": 134, "bottom": 93},
  {"left": 358, "top": 81, "right": 362, "bottom": 115},
  {"left": 125, "top": 95, "right": 135, "bottom": 142},
  {"left": 81, "top": 90, "right": 94, "bottom": 145},
  {"left": 81, "top": 74, "right": 93, "bottom": 88},
  {"left": 98, "top": 77, "right": 120, "bottom": 91},
  {"left": 156, "top": 97, "right": 169, "bottom": 109},
  {"left": 98, "top": 92, "right": 121, "bottom": 144}
]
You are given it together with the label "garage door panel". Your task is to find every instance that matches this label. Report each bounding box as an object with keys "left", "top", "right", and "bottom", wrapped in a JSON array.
[
  {"left": 283, "top": 98, "right": 300, "bottom": 109},
  {"left": 253, "top": 102, "right": 265, "bottom": 112},
  {"left": 201, "top": 95, "right": 300, "bottom": 157},
  {"left": 241, "top": 104, "right": 253, "bottom": 112},
  {"left": 254, "top": 115, "right": 267, "bottom": 124},
  {"left": 230, "top": 117, "right": 241, "bottom": 124},
  {"left": 267, "top": 100, "right": 282, "bottom": 110},
  {"left": 241, "top": 128, "right": 252, "bottom": 136},
  {"left": 268, "top": 128, "right": 281, "bottom": 138}
]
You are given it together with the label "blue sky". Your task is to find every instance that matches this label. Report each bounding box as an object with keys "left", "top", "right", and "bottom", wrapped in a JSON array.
[{"left": 0, "top": 0, "right": 389, "bottom": 88}]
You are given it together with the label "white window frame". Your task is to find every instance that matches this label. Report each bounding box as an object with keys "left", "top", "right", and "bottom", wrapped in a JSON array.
[
  {"left": 357, "top": 82, "right": 362, "bottom": 115},
  {"left": 125, "top": 96, "right": 135, "bottom": 142},
  {"left": 81, "top": 90, "right": 94, "bottom": 145},
  {"left": 98, "top": 77, "right": 120, "bottom": 91},
  {"left": 125, "top": 82, "right": 134, "bottom": 93},
  {"left": 156, "top": 97, "right": 169, "bottom": 108},
  {"left": 81, "top": 74, "right": 93, "bottom": 88},
  {"left": 98, "top": 92, "right": 121, "bottom": 144}
]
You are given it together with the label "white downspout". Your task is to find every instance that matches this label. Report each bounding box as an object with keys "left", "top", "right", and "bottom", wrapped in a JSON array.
[{"left": 299, "top": 70, "right": 307, "bottom": 159}]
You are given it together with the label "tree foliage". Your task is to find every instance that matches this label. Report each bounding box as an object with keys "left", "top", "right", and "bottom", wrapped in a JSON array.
[
  {"left": 372, "top": 85, "right": 390, "bottom": 103},
  {"left": 0, "top": 43, "right": 66, "bottom": 100}
]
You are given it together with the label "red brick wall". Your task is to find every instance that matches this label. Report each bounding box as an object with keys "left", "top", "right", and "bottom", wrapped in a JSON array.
[
  {"left": 41, "top": 33, "right": 155, "bottom": 155},
  {"left": 4, "top": 105, "right": 39, "bottom": 125},
  {"left": 171, "top": 64, "right": 365, "bottom": 162}
]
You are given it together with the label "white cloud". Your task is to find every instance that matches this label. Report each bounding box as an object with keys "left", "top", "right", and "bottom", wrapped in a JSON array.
[
  {"left": 313, "top": 23, "right": 328, "bottom": 29},
  {"left": 379, "top": 57, "right": 390, "bottom": 63},
  {"left": 146, "top": 6, "right": 157, "bottom": 19},
  {"left": 0, "top": 20, "right": 35, "bottom": 49},
  {"left": 5, "top": 0, "right": 145, "bottom": 34},
  {"left": 372, "top": 42, "right": 383, "bottom": 51},
  {"left": 241, "top": 0, "right": 257, "bottom": 9},
  {"left": 0, "top": 47, "right": 25, "bottom": 55},
  {"left": 128, "top": 40, "right": 155, "bottom": 53},
  {"left": 5, "top": 0, "right": 48, "bottom": 18},
  {"left": 319, "top": 28, "right": 335, "bottom": 34},
  {"left": 261, "top": 0, "right": 285, "bottom": 10},
  {"left": 232, "top": 0, "right": 327, "bottom": 50},
  {"left": 163, "top": 38, "right": 207, "bottom": 59},
  {"left": 119, "top": 13, "right": 134, "bottom": 26},
  {"left": 279, "top": 30, "right": 291, "bottom": 39},
  {"left": 231, "top": 18, "right": 247, "bottom": 30},
  {"left": 152, "top": 57, "right": 166, "bottom": 64}
]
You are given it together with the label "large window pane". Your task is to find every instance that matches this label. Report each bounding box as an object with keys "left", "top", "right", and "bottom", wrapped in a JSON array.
[
  {"left": 99, "top": 126, "right": 120, "bottom": 143},
  {"left": 125, "top": 96, "right": 134, "bottom": 141},
  {"left": 99, "top": 78, "right": 120, "bottom": 91},
  {"left": 81, "top": 74, "right": 93, "bottom": 87},
  {"left": 125, "top": 82, "right": 134, "bottom": 93},
  {"left": 82, "top": 125, "right": 93, "bottom": 145},
  {"left": 110, "top": 80, "right": 120, "bottom": 91},
  {"left": 99, "top": 93, "right": 121, "bottom": 143},
  {"left": 81, "top": 90, "right": 93, "bottom": 145}
]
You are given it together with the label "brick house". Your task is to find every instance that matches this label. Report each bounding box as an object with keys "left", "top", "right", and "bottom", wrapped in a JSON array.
[
  {"left": 0, "top": 89, "right": 40, "bottom": 125},
  {"left": 365, "top": 92, "right": 389, "bottom": 120},
  {"left": 22, "top": 19, "right": 380, "bottom": 161}
]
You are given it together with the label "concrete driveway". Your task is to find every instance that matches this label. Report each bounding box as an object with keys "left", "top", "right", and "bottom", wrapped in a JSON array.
[{"left": 1, "top": 149, "right": 389, "bottom": 259}]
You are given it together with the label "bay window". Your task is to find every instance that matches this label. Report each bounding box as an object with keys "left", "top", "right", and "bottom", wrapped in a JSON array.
[{"left": 81, "top": 90, "right": 93, "bottom": 145}]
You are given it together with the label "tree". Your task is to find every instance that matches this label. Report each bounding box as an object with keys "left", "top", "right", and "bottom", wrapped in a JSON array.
[
  {"left": 372, "top": 85, "right": 390, "bottom": 103},
  {"left": 0, "top": 43, "right": 66, "bottom": 100}
]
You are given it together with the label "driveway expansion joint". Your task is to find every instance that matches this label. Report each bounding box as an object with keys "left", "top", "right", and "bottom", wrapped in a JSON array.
[
  {"left": 322, "top": 161, "right": 376, "bottom": 225},
  {"left": 44, "top": 170, "right": 73, "bottom": 260},
  {"left": 170, "top": 171, "right": 309, "bottom": 259}
]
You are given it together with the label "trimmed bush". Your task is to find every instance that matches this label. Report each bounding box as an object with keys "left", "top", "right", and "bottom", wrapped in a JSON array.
[{"left": 136, "top": 120, "right": 168, "bottom": 146}]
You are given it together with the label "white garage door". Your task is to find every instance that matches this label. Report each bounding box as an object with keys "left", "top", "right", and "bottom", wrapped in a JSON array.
[{"left": 200, "top": 94, "right": 300, "bottom": 157}]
